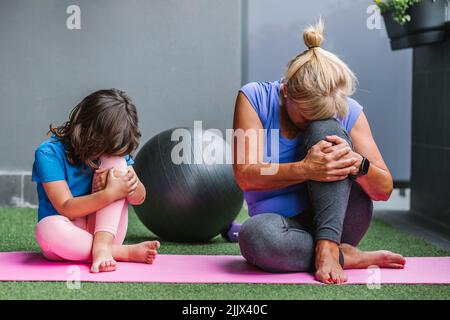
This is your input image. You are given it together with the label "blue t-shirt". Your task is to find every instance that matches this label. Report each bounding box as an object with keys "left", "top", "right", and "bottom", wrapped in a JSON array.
[
  {"left": 32, "top": 136, "right": 134, "bottom": 222},
  {"left": 240, "top": 80, "right": 363, "bottom": 217}
]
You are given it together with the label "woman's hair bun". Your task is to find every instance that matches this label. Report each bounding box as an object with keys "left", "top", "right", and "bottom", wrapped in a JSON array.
[{"left": 303, "top": 19, "right": 324, "bottom": 48}]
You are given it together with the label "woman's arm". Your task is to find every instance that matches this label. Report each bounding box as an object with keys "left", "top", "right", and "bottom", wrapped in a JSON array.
[
  {"left": 349, "top": 112, "right": 393, "bottom": 200},
  {"left": 43, "top": 168, "right": 135, "bottom": 220},
  {"left": 325, "top": 112, "right": 393, "bottom": 201},
  {"left": 233, "top": 92, "right": 357, "bottom": 192}
]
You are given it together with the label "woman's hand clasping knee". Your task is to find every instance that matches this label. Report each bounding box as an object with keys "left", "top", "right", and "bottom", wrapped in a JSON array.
[{"left": 302, "top": 140, "right": 358, "bottom": 182}]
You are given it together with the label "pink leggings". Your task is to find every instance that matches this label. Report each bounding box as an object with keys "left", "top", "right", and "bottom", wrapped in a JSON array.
[{"left": 35, "top": 156, "right": 128, "bottom": 262}]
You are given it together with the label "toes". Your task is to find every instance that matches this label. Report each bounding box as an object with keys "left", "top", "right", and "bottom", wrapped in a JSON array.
[
  {"left": 330, "top": 271, "right": 340, "bottom": 284},
  {"left": 341, "top": 272, "right": 348, "bottom": 283},
  {"left": 90, "top": 263, "right": 100, "bottom": 273},
  {"left": 146, "top": 252, "right": 157, "bottom": 264},
  {"left": 387, "top": 252, "right": 406, "bottom": 266},
  {"left": 389, "top": 263, "right": 405, "bottom": 269},
  {"left": 149, "top": 241, "right": 160, "bottom": 250},
  {"left": 315, "top": 271, "right": 333, "bottom": 284},
  {"left": 337, "top": 271, "right": 348, "bottom": 284},
  {"left": 98, "top": 260, "right": 117, "bottom": 272},
  {"left": 99, "top": 261, "right": 108, "bottom": 271},
  {"left": 397, "top": 255, "right": 406, "bottom": 265}
]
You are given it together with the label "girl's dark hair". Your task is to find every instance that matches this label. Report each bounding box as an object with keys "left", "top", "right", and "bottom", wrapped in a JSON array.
[{"left": 49, "top": 89, "right": 141, "bottom": 170}]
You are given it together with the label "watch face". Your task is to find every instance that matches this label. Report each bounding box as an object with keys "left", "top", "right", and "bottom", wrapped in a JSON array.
[{"left": 362, "top": 158, "right": 370, "bottom": 174}]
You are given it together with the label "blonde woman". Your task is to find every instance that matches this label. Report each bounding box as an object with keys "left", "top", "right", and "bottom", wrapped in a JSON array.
[{"left": 232, "top": 20, "right": 405, "bottom": 284}]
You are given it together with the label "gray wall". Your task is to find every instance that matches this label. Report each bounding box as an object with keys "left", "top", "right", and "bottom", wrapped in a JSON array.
[
  {"left": 243, "top": 0, "right": 412, "bottom": 181},
  {"left": 0, "top": 0, "right": 241, "bottom": 172}
]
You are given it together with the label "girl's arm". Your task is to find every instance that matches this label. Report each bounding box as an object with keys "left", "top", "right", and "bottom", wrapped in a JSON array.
[
  {"left": 43, "top": 168, "right": 135, "bottom": 220},
  {"left": 125, "top": 166, "right": 146, "bottom": 205},
  {"left": 92, "top": 166, "right": 145, "bottom": 205},
  {"left": 233, "top": 92, "right": 358, "bottom": 191}
]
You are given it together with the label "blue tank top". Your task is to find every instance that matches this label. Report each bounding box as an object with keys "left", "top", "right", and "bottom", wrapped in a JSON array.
[{"left": 239, "top": 80, "right": 363, "bottom": 217}]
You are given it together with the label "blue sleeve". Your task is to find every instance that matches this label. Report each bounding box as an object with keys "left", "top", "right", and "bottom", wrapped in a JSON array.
[
  {"left": 125, "top": 154, "right": 134, "bottom": 166},
  {"left": 342, "top": 98, "right": 363, "bottom": 132},
  {"left": 32, "top": 149, "right": 66, "bottom": 183},
  {"left": 239, "top": 82, "right": 268, "bottom": 125}
]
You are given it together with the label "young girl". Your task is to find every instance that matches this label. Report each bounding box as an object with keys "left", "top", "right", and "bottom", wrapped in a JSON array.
[{"left": 32, "top": 89, "right": 160, "bottom": 273}]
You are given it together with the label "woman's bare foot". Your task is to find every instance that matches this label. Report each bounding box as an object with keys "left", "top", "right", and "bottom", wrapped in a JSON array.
[
  {"left": 340, "top": 243, "right": 406, "bottom": 269},
  {"left": 315, "top": 240, "right": 347, "bottom": 284},
  {"left": 91, "top": 231, "right": 117, "bottom": 273}
]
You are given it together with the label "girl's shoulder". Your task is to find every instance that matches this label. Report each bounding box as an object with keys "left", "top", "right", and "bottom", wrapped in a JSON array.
[{"left": 35, "top": 136, "right": 65, "bottom": 158}]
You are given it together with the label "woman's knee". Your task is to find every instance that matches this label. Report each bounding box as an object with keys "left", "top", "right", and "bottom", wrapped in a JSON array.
[
  {"left": 238, "top": 213, "right": 314, "bottom": 272},
  {"left": 304, "top": 119, "right": 353, "bottom": 150}
]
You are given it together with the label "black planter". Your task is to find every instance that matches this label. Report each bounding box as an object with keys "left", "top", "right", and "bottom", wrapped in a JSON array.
[{"left": 383, "top": 0, "right": 448, "bottom": 50}]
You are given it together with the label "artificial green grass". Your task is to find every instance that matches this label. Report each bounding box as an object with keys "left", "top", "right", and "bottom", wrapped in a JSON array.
[{"left": 0, "top": 207, "right": 449, "bottom": 300}]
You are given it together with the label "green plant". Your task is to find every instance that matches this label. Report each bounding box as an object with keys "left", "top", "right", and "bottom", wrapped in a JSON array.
[{"left": 374, "top": 0, "right": 422, "bottom": 24}]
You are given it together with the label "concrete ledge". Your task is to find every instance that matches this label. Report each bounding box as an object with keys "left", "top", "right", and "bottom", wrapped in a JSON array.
[
  {"left": 375, "top": 210, "right": 450, "bottom": 252},
  {"left": 0, "top": 172, "right": 37, "bottom": 208}
]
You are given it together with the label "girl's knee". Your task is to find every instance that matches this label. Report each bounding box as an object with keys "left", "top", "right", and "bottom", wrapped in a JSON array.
[
  {"left": 35, "top": 215, "right": 70, "bottom": 256},
  {"left": 99, "top": 155, "right": 127, "bottom": 172},
  {"left": 35, "top": 215, "right": 69, "bottom": 238}
]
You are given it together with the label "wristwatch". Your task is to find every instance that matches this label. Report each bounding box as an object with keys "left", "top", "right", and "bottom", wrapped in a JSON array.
[
  {"left": 350, "top": 156, "right": 370, "bottom": 179},
  {"left": 357, "top": 156, "right": 370, "bottom": 177}
]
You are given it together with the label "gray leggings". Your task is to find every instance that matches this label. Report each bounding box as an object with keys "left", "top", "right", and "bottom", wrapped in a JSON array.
[{"left": 238, "top": 119, "right": 373, "bottom": 273}]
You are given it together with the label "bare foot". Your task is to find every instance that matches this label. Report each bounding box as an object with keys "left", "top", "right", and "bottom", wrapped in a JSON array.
[
  {"left": 315, "top": 240, "right": 347, "bottom": 284},
  {"left": 91, "top": 247, "right": 117, "bottom": 273},
  {"left": 340, "top": 243, "right": 406, "bottom": 269},
  {"left": 124, "top": 241, "right": 160, "bottom": 264},
  {"left": 91, "top": 231, "right": 117, "bottom": 273}
]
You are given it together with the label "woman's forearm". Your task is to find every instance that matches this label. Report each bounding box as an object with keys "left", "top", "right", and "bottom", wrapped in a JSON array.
[
  {"left": 60, "top": 190, "right": 113, "bottom": 220},
  {"left": 234, "top": 161, "right": 308, "bottom": 192},
  {"left": 355, "top": 163, "right": 393, "bottom": 201}
]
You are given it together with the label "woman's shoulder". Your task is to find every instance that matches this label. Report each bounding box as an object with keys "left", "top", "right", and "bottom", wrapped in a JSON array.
[
  {"left": 240, "top": 80, "right": 281, "bottom": 98},
  {"left": 239, "top": 80, "right": 281, "bottom": 124},
  {"left": 340, "top": 97, "right": 364, "bottom": 132},
  {"left": 347, "top": 97, "right": 363, "bottom": 112}
]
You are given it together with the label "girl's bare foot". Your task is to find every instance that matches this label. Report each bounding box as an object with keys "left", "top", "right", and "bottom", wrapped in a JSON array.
[
  {"left": 127, "top": 241, "right": 160, "bottom": 264},
  {"left": 91, "top": 248, "right": 117, "bottom": 273},
  {"left": 91, "top": 231, "right": 117, "bottom": 273},
  {"left": 315, "top": 240, "right": 347, "bottom": 284},
  {"left": 113, "top": 241, "right": 161, "bottom": 264},
  {"left": 340, "top": 243, "right": 406, "bottom": 269}
]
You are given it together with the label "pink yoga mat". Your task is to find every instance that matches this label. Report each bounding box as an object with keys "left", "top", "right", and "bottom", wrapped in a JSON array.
[{"left": 0, "top": 252, "right": 449, "bottom": 284}]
